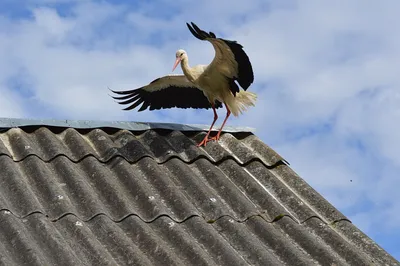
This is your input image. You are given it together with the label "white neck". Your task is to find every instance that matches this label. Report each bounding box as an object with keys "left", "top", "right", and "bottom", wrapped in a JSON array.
[{"left": 180, "top": 57, "right": 195, "bottom": 82}]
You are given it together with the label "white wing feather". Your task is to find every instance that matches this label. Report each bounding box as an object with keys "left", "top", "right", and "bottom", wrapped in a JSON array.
[{"left": 206, "top": 40, "right": 238, "bottom": 79}]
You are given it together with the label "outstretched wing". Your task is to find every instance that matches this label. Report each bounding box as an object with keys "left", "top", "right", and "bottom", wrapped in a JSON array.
[
  {"left": 186, "top": 22, "right": 254, "bottom": 95},
  {"left": 110, "top": 75, "right": 223, "bottom": 111}
]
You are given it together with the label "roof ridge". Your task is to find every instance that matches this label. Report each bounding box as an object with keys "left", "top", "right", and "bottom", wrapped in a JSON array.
[{"left": 0, "top": 117, "right": 255, "bottom": 132}]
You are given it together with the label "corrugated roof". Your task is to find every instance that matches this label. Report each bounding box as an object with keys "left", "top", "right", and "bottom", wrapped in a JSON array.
[{"left": 0, "top": 122, "right": 398, "bottom": 266}]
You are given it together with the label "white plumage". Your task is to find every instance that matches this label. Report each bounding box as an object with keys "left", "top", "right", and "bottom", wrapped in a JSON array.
[{"left": 111, "top": 22, "right": 257, "bottom": 147}]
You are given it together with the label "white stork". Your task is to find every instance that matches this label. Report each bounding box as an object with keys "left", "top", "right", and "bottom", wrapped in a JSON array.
[{"left": 111, "top": 22, "right": 257, "bottom": 147}]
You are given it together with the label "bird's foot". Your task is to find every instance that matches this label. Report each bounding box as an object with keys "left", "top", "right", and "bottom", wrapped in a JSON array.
[
  {"left": 209, "top": 133, "right": 221, "bottom": 142},
  {"left": 197, "top": 135, "right": 213, "bottom": 147}
]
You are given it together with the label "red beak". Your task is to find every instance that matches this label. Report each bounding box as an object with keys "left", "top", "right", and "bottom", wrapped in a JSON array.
[{"left": 172, "top": 57, "right": 181, "bottom": 72}]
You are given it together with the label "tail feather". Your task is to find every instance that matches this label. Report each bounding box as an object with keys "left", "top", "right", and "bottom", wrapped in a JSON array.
[{"left": 225, "top": 91, "right": 257, "bottom": 117}]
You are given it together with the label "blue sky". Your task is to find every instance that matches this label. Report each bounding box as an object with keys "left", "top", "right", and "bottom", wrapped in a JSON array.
[{"left": 0, "top": 0, "right": 399, "bottom": 261}]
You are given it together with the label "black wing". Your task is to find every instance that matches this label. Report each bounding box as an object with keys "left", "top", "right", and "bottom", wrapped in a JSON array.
[
  {"left": 186, "top": 22, "right": 254, "bottom": 93},
  {"left": 110, "top": 75, "right": 223, "bottom": 111}
]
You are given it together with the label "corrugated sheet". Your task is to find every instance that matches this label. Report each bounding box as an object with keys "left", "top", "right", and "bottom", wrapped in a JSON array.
[
  {"left": 0, "top": 212, "right": 387, "bottom": 266},
  {"left": 0, "top": 126, "right": 398, "bottom": 266}
]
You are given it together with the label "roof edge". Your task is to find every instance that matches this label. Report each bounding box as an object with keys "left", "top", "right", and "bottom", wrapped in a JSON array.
[{"left": 0, "top": 117, "right": 255, "bottom": 133}]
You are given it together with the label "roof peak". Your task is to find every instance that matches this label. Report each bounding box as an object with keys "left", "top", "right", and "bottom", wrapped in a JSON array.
[{"left": 0, "top": 117, "right": 255, "bottom": 133}]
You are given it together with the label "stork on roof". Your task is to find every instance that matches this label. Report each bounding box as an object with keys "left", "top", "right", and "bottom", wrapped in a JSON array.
[{"left": 110, "top": 22, "right": 256, "bottom": 147}]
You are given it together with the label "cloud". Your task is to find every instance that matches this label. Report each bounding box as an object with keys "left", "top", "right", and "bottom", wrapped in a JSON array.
[
  {"left": 0, "top": 2, "right": 174, "bottom": 121},
  {"left": 0, "top": 0, "right": 399, "bottom": 260},
  {"left": 0, "top": 86, "right": 25, "bottom": 118}
]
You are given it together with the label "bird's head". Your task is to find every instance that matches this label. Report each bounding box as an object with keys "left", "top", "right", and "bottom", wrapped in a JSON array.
[{"left": 172, "top": 49, "right": 187, "bottom": 71}]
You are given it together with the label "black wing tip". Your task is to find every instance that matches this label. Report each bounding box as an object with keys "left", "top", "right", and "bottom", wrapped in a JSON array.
[
  {"left": 186, "top": 22, "right": 205, "bottom": 40},
  {"left": 108, "top": 88, "right": 126, "bottom": 100},
  {"left": 108, "top": 86, "right": 142, "bottom": 95},
  {"left": 108, "top": 87, "right": 147, "bottom": 112},
  {"left": 107, "top": 87, "right": 118, "bottom": 94},
  {"left": 109, "top": 89, "right": 131, "bottom": 95},
  {"left": 186, "top": 22, "right": 214, "bottom": 40}
]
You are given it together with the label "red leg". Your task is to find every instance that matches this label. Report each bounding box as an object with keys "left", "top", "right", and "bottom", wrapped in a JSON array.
[
  {"left": 197, "top": 104, "right": 218, "bottom": 147},
  {"left": 210, "top": 104, "right": 231, "bottom": 142}
]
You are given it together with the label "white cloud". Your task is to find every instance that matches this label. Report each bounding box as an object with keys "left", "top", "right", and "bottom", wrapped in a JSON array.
[
  {"left": 32, "top": 7, "right": 75, "bottom": 38},
  {"left": 0, "top": 86, "right": 25, "bottom": 118},
  {"left": 0, "top": 3, "right": 175, "bottom": 120}
]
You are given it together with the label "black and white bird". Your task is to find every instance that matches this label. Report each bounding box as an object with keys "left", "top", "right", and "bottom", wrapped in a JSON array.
[{"left": 111, "top": 22, "right": 256, "bottom": 147}]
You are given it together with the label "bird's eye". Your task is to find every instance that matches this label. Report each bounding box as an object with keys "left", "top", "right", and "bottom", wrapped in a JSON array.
[{"left": 180, "top": 53, "right": 184, "bottom": 56}]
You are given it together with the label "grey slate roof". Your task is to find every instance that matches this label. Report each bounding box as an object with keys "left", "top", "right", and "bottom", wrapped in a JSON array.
[{"left": 0, "top": 119, "right": 398, "bottom": 266}]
